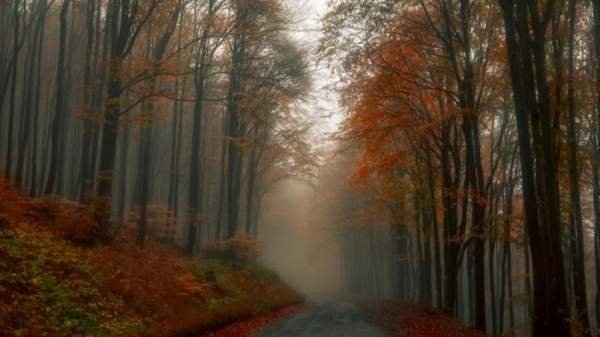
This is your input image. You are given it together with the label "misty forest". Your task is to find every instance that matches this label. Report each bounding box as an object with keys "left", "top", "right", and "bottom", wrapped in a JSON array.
[{"left": 2, "top": 0, "right": 600, "bottom": 337}]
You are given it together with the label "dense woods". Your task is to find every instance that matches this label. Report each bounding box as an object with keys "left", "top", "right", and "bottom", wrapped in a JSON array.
[
  {"left": 4, "top": 0, "right": 600, "bottom": 336},
  {"left": 318, "top": 0, "right": 600, "bottom": 336},
  {"left": 0, "top": 0, "right": 319, "bottom": 335},
  {"left": 0, "top": 0, "right": 315, "bottom": 249}
]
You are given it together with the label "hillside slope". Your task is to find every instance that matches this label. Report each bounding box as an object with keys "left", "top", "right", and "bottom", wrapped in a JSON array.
[{"left": 0, "top": 182, "right": 302, "bottom": 337}]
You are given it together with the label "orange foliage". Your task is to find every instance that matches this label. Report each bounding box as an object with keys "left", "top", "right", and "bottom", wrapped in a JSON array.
[
  {"left": 343, "top": 11, "right": 455, "bottom": 200},
  {"left": 342, "top": 3, "right": 507, "bottom": 219},
  {"left": 0, "top": 180, "right": 111, "bottom": 245}
]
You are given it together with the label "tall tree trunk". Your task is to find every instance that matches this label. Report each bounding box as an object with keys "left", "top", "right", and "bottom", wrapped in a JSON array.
[
  {"left": 499, "top": 1, "right": 572, "bottom": 336},
  {"left": 499, "top": 175, "right": 515, "bottom": 336},
  {"left": 216, "top": 109, "right": 228, "bottom": 240},
  {"left": 137, "top": 3, "right": 181, "bottom": 248},
  {"left": 566, "top": 0, "right": 590, "bottom": 334},
  {"left": 137, "top": 123, "right": 151, "bottom": 247},
  {"left": 416, "top": 184, "right": 432, "bottom": 306},
  {"left": 245, "top": 144, "right": 257, "bottom": 235},
  {"left": 591, "top": 0, "right": 600, "bottom": 329},
  {"left": 15, "top": 5, "right": 35, "bottom": 186},
  {"left": 489, "top": 212, "right": 498, "bottom": 337},
  {"left": 439, "top": 0, "right": 487, "bottom": 328},
  {"left": 225, "top": 68, "right": 243, "bottom": 239},
  {"left": 425, "top": 149, "right": 442, "bottom": 307},
  {"left": 167, "top": 13, "right": 186, "bottom": 241},
  {"left": 5, "top": 0, "right": 20, "bottom": 179},
  {"left": 188, "top": 56, "right": 207, "bottom": 253},
  {"left": 97, "top": 0, "right": 159, "bottom": 204},
  {"left": 441, "top": 123, "right": 460, "bottom": 313},
  {"left": 461, "top": 36, "right": 487, "bottom": 337},
  {"left": 115, "top": 124, "right": 130, "bottom": 220},
  {"left": 86, "top": 0, "right": 109, "bottom": 198},
  {"left": 28, "top": 0, "right": 46, "bottom": 196},
  {"left": 45, "top": 0, "right": 71, "bottom": 194},
  {"left": 224, "top": 0, "right": 252, "bottom": 239},
  {"left": 168, "top": 78, "right": 184, "bottom": 236},
  {"left": 79, "top": 0, "right": 98, "bottom": 201}
]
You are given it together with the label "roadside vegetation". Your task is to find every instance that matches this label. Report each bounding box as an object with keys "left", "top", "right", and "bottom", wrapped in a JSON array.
[{"left": 0, "top": 181, "right": 302, "bottom": 337}]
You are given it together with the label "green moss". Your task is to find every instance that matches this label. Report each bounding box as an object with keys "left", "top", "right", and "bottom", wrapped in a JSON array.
[
  {"left": 191, "top": 258, "right": 288, "bottom": 314},
  {"left": 0, "top": 227, "right": 144, "bottom": 336}
]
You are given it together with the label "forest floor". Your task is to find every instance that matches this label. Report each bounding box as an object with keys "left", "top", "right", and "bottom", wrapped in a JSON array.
[
  {"left": 369, "top": 302, "right": 485, "bottom": 337},
  {"left": 0, "top": 181, "right": 302, "bottom": 337}
]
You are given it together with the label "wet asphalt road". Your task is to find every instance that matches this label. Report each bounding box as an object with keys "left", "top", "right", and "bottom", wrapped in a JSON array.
[{"left": 252, "top": 300, "right": 387, "bottom": 337}]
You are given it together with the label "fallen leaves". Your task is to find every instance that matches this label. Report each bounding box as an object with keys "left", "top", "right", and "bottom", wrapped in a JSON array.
[
  {"left": 0, "top": 182, "right": 303, "bottom": 336},
  {"left": 202, "top": 304, "right": 305, "bottom": 337},
  {"left": 375, "top": 304, "right": 485, "bottom": 337},
  {"left": 177, "top": 273, "right": 209, "bottom": 295}
]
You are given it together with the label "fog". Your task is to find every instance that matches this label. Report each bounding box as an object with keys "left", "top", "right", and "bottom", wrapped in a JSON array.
[{"left": 259, "top": 181, "right": 342, "bottom": 296}]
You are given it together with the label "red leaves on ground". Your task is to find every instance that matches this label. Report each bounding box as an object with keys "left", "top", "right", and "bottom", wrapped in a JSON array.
[
  {"left": 375, "top": 304, "right": 484, "bottom": 337},
  {"left": 0, "top": 180, "right": 111, "bottom": 245},
  {"left": 0, "top": 181, "right": 303, "bottom": 336},
  {"left": 0, "top": 180, "right": 31, "bottom": 221},
  {"left": 202, "top": 304, "right": 305, "bottom": 337}
]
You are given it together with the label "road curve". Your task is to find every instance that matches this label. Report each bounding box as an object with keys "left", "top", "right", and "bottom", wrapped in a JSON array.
[{"left": 252, "top": 300, "right": 387, "bottom": 337}]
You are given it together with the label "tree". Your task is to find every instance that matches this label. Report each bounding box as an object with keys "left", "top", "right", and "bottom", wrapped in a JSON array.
[
  {"left": 45, "top": 0, "right": 72, "bottom": 194},
  {"left": 565, "top": 0, "right": 590, "bottom": 333},
  {"left": 186, "top": 0, "right": 227, "bottom": 254},
  {"left": 498, "top": 1, "right": 571, "bottom": 335},
  {"left": 96, "top": 0, "right": 161, "bottom": 200},
  {"left": 592, "top": 0, "right": 600, "bottom": 328},
  {"left": 135, "top": 0, "right": 184, "bottom": 247}
]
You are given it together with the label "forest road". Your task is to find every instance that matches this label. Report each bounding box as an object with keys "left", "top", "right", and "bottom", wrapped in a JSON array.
[{"left": 252, "top": 300, "right": 387, "bottom": 337}]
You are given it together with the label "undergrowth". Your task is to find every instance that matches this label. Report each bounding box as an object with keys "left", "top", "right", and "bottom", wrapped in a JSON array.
[
  {"left": 0, "top": 181, "right": 302, "bottom": 337},
  {"left": 192, "top": 259, "right": 288, "bottom": 314},
  {"left": 0, "top": 226, "right": 145, "bottom": 336}
]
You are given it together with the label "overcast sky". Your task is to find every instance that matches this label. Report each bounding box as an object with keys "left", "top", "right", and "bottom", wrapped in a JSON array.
[{"left": 287, "top": 0, "right": 345, "bottom": 142}]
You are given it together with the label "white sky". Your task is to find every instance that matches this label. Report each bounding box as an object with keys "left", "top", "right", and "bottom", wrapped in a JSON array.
[{"left": 286, "top": 0, "right": 345, "bottom": 142}]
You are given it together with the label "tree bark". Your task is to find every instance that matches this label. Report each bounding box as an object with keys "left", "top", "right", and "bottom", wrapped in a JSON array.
[
  {"left": 5, "top": 0, "right": 20, "bottom": 179},
  {"left": 566, "top": 0, "right": 590, "bottom": 334},
  {"left": 498, "top": 1, "right": 571, "bottom": 336},
  {"left": 45, "top": 0, "right": 71, "bottom": 194}
]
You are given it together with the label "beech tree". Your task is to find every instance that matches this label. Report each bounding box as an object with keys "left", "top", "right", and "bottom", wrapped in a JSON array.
[
  {"left": 0, "top": 0, "right": 313, "bottom": 251},
  {"left": 321, "top": 0, "right": 600, "bottom": 336},
  {"left": 7, "top": 1, "right": 600, "bottom": 335}
]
